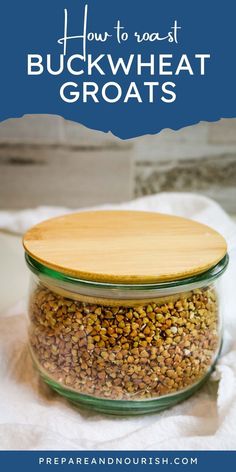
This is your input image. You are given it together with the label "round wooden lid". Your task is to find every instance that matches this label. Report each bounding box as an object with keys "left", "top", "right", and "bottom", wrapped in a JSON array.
[{"left": 23, "top": 210, "right": 227, "bottom": 284}]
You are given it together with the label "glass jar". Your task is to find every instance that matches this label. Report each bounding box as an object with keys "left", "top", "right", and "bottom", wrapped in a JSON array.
[{"left": 23, "top": 211, "right": 228, "bottom": 415}]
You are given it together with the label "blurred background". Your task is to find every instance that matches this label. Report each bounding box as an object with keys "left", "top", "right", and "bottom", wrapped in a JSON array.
[
  {"left": 0, "top": 115, "right": 236, "bottom": 214},
  {"left": 0, "top": 116, "right": 235, "bottom": 311}
]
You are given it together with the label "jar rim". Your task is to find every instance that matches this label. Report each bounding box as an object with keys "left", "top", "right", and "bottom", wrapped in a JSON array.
[{"left": 25, "top": 252, "right": 229, "bottom": 292}]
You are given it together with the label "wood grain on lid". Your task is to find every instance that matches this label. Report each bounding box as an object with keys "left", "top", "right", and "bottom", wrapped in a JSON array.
[{"left": 23, "top": 210, "right": 227, "bottom": 284}]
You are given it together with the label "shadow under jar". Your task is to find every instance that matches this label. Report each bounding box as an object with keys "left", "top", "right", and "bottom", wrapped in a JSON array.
[{"left": 23, "top": 210, "right": 228, "bottom": 415}]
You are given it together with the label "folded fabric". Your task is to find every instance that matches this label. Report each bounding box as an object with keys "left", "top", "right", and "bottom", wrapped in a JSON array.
[{"left": 0, "top": 192, "right": 236, "bottom": 450}]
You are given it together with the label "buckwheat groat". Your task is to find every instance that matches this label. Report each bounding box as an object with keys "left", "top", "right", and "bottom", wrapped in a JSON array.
[{"left": 29, "top": 285, "right": 219, "bottom": 400}]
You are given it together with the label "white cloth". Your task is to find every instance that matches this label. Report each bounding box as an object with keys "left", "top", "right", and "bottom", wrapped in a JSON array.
[{"left": 0, "top": 192, "right": 236, "bottom": 451}]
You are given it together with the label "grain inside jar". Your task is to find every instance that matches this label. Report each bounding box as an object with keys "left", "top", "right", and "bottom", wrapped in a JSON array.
[{"left": 29, "top": 284, "right": 219, "bottom": 400}]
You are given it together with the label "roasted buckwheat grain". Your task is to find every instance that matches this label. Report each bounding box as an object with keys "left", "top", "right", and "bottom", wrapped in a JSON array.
[{"left": 29, "top": 286, "right": 219, "bottom": 400}]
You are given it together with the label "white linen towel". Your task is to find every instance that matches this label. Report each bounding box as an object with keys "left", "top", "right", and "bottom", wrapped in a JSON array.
[{"left": 0, "top": 192, "right": 236, "bottom": 450}]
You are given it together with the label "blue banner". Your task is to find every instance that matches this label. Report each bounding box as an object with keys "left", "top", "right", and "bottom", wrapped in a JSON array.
[
  {"left": 1, "top": 0, "right": 236, "bottom": 139},
  {"left": 0, "top": 451, "right": 236, "bottom": 471}
]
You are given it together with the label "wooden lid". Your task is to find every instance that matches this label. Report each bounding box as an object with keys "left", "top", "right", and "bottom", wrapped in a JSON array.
[{"left": 23, "top": 210, "right": 227, "bottom": 284}]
